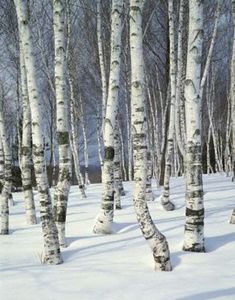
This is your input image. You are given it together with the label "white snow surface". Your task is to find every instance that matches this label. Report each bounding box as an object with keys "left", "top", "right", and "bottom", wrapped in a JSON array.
[{"left": 1, "top": 174, "right": 235, "bottom": 300}]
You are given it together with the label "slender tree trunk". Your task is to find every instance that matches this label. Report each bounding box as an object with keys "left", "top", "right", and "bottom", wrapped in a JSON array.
[
  {"left": 0, "top": 138, "right": 4, "bottom": 192},
  {"left": 0, "top": 97, "right": 12, "bottom": 235},
  {"left": 114, "top": 125, "right": 121, "bottom": 209},
  {"left": 69, "top": 80, "right": 86, "bottom": 198},
  {"left": 20, "top": 48, "right": 37, "bottom": 225},
  {"left": 230, "top": 0, "right": 235, "bottom": 223},
  {"left": 53, "top": 0, "right": 72, "bottom": 247},
  {"left": 97, "top": 0, "right": 108, "bottom": 133},
  {"left": 15, "top": 0, "right": 61, "bottom": 264},
  {"left": 93, "top": 0, "right": 123, "bottom": 234},
  {"left": 130, "top": 0, "right": 171, "bottom": 271},
  {"left": 175, "top": 0, "right": 186, "bottom": 158},
  {"left": 79, "top": 99, "right": 90, "bottom": 185},
  {"left": 183, "top": 1, "right": 205, "bottom": 252},
  {"left": 161, "top": 0, "right": 176, "bottom": 211}
]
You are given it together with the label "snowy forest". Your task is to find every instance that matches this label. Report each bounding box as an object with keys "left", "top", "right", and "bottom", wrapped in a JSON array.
[{"left": 1, "top": 0, "right": 235, "bottom": 299}]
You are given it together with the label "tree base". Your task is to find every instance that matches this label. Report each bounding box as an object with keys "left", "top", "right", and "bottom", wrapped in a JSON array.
[
  {"left": 183, "top": 244, "right": 205, "bottom": 252},
  {"left": 154, "top": 260, "right": 172, "bottom": 271},
  {"left": 43, "top": 254, "right": 63, "bottom": 265},
  {"left": 120, "top": 189, "right": 125, "bottom": 196},
  {"left": 116, "top": 204, "right": 122, "bottom": 210},
  {"left": 161, "top": 200, "right": 175, "bottom": 211},
  {"left": 229, "top": 215, "right": 235, "bottom": 224},
  {"left": 0, "top": 229, "right": 9, "bottom": 235},
  {"left": 93, "top": 214, "right": 113, "bottom": 234}
]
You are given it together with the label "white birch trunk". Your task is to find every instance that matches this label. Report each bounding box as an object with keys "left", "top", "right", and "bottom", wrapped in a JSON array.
[
  {"left": 130, "top": 0, "right": 171, "bottom": 271},
  {"left": 200, "top": 0, "right": 222, "bottom": 97},
  {"left": 79, "top": 99, "right": 90, "bottom": 185},
  {"left": 114, "top": 125, "right": 121, "bottom": 209},
  {"left": 15, "top": 0, "right": 62, "bottom": 264},
  {"left": 175, "top": 0, "right": 186, "bottom": 158},
  {"left": 93, "top": 0, "right": 123, "bottom": 234},
  {"left": 53, "top": 0, "right": 72, "bottom": 247},
  {"left": 0, "top": 98, "right": 12, "bottom": 235},
  {"left": 183, "top": 1, "right": 205, "bottom": 251},
  {"left": 20, "top": 48, "right": 37, "bottom": 225},
  {"left": 97, "top": 0, "right": 108, "bottom": 133},
  {"left": 69, "top": 80, "right": 86, "bottom": 198},
  {"left": 0, "top": 138, "right": 4, "bottom": 192},
  {"left": 230, "top": 0, "right": 235, "bottom": 223},
  {"left": 161, "top": 0, "right": 176, "bottom": 211}
]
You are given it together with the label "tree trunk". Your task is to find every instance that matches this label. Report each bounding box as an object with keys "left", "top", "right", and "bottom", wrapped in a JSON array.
[
  {"left": 53, "top": 0, "right": 72, "bottom": 247},
  {"left": 183, "top": 0, "right": 205, "bottom": 252},
  {"left": 0, "top": 98, "right": 12, "bottom": 235},
  {"left": 15, "top": 0, "right": 61, "bottom": 264},
  {"left": 161, "top": 0, "right": 176, "bottom": 211},
  {"left": 130, "top": 0, "right": 171, "bottom": 271},
  {"left": 230, "top": 0, "right": 235, "bottom": 223},
  {"left": 20, "top": 47, "right": 37, "bottom": 225},
  {"left": 93, "top": 0, "right": 123, "bottom": 234},
  {"left": 0, "top": 138, "right": 4, "bottom": 193}
]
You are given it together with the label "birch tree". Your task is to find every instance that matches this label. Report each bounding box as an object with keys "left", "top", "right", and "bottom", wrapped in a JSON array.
[
  {"left": 20, "top": 48, "right": 37, "bottom": 225},
  {"left": 161, "top": 0, "right": 176, "bottom": 211},
  {"left": 230, "top": 0, "right": 235, "bottom": 224},
  {"left": 183, "top": 0, "right": 205, "bottom": 252},
  {"left": 14, "top": 0, "right": 62, "bottom": 264},
  {"left": 0, "top": 95, "right": 12, "bottom": 235},
  {"left": 130, "top": 0, "right": 171, "bottom": 271},
  {"left": 53, "top": 0, "right": 72, "bottom": 247},
  {"left": 0, "top": 138, "right": 4, "bottom": 192},
  {"left": 93, "top": 0, "right": 123, "bottom": 234}
]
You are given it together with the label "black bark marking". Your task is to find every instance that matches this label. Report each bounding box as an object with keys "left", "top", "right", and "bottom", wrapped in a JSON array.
[{"left": 104, "top": 147, "right": 115, "bottom": 160}]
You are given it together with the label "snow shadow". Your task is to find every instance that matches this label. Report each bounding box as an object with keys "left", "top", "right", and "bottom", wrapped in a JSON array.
[
  {"left": 206, "top": 232, "right": 235, "bottom": 252},
  {"left": 176, "top": 287, "right": 235, "bottom": 300}
]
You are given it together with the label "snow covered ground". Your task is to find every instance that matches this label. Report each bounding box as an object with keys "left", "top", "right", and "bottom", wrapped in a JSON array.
[{"left": 1, "top": 174, "right": 235, "bottom": 300}]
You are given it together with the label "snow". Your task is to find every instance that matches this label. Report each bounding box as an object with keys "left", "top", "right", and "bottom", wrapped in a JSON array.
[{"left": 1, "top": 174, "right": 235, "bottom": 300}]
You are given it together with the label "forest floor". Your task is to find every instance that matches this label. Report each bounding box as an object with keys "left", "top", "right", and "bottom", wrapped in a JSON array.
[{"left": 1, "top": 174, "right": 235, "bottom": 300}]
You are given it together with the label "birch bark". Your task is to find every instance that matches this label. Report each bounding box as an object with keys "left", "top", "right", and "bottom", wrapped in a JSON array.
[
  {"left": 20, "top": 48, "right": 37, "bottom": 225},
  {"left": 0, "top": 97, "right": 12, "bottom": 235},
  {"left": 0, "top": 138, "right": 4, "bottom": 192},
  {"left": 93, "top": 0, "right": 123, "bottom": 234},
  {"left": 183, "top": 0, "right": 205, "bottom": 251},
  {"left": 230, "top": 0, "right": 235, "bottom": 223},
  {"left": 161, "top": 0, "right": 176, "bottom": 211},
  {"left": 53, "top": 0, "right": 72, "bottom": 246},
  {"left": 130, "top": 0, "right": 171, "bottom": 271},
  {"left": 15, "top": 0, "right": 61, "bottom": 264},
  {"left": 97, "top": 0, "right": 108, "bottom": 133}
]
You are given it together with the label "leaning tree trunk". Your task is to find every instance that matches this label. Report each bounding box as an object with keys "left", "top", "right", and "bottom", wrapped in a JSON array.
[
  {"left": 130, "top": 0, "right": 171, "bottom": 271},
  {"left": 15, "top": 0, "right": 61, "bottom": 264},
  {"left": 19, "top": 43, "right": 37, "bottom": 225},
  {"left": 93, "top": 0, "right": 123, "bottom": 234},
  {"left": 183, "top": 0, "right": 205, "bottom": 251},
  {"left": 0, "top": 98, "right": 12, "bottom": 235},
  {"left": 230, "top": 0, "right": 235, "bottom": 223},
  {"left": 161, "top": 0, "right": 176, "bottom": 211},
  {"left": 53, "top": 0, "right": 72, "bottom": 247}
]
